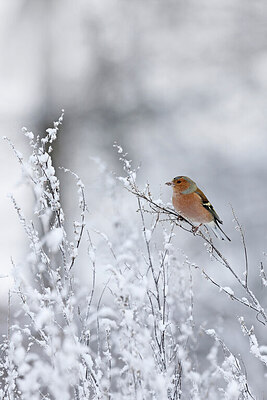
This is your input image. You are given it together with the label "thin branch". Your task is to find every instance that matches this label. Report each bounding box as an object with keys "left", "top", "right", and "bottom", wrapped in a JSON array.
[{"left": 231, "top": 205, "right": 249, "bottom": 287}]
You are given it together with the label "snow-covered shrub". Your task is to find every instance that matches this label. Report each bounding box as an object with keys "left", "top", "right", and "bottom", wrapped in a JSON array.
[{"left": 2, "top": 113, "right": 265, "bottom": 399}]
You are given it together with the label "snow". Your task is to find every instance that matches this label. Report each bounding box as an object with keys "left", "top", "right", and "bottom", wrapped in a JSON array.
[
  {"left": 221, "top": 287, "right": 234, "bottom": 296},
  {"left": 38, "top": 153, "right": 49, "bottom": 164},
  {"left": 225, "top": 380, "right": 240, "bottom": 399},
  {"left": 206, "top": 329, "right": 216, "bottom": 337},
  {"left": 22, "top": 129, "right": 34, "bottom": 140},
  {"left": 35, "top": 308, "right": 52, "bottom": 330},
  {"left": 44, "top": 227, "right": 64, "bottom": 253},
  {"left": 45, "top": 165, "right": 55, "bottom": 178},
  {"left": 144, "top": 228, "right": 151, "bottom": 242}
]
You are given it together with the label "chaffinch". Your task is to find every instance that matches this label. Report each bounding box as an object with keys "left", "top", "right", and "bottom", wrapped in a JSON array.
[{"left": 165, "top": 176, "right": 231, "bottom": 241}]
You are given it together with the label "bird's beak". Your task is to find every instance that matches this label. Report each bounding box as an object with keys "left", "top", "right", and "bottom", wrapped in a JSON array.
[{"left": 165, "top": 181, "right": 173, "bottom": 186}]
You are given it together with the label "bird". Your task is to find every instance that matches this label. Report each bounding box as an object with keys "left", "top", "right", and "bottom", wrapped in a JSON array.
[{"left": 165, "top": 176, "right": 231, "bottom": 241}]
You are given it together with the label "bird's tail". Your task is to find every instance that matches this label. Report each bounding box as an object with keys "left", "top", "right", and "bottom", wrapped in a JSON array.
[{"left": 208, "top": 220, "right": 231, "bottom": 242}]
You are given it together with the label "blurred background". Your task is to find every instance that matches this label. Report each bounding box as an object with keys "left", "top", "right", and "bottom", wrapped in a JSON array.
[{"left": 1, "top": 0, "right": 267, "bottom": 396}]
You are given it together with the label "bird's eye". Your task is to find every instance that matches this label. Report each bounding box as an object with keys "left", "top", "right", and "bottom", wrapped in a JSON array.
[{"left": 176, "top": 180, "right": 182, "bottom": 184}]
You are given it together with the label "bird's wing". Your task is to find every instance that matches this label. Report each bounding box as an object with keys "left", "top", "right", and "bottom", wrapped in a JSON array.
[{"left": 195, "top": 188, "right": 223, "bottom": 224}]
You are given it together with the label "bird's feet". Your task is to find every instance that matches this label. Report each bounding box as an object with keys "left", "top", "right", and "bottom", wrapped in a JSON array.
[{"left": 192, "top": 223, "right": 202, "bottom": 235}]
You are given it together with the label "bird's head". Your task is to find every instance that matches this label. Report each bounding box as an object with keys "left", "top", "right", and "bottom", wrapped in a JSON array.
[{"left": 165, "top": 176, "right": 197, "bottom": 194}]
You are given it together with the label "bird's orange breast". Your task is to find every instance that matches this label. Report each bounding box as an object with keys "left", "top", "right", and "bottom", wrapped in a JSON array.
[{"left": 172, "top": 192, "right": 213, "bottom": 223}]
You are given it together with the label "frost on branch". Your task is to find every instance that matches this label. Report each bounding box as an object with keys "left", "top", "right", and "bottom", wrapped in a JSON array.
[
  {"left": 240, "top": 318, "right": 267, "bottom": 367},
  {"left": 205, "top": 329, "right": 252, "bottom": 399},
  {"left": 0, "top": 125, "right": 260, "bottom": 399}
]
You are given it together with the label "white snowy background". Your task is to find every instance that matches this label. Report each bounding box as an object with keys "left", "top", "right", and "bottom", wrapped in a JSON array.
[{"left": 1, "top": 1, "right": 267, "bottom": 398}]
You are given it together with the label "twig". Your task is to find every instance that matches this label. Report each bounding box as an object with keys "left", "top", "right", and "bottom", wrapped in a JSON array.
[{"left": 231, "top": 206, "right": 249, "bottom": 287}]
